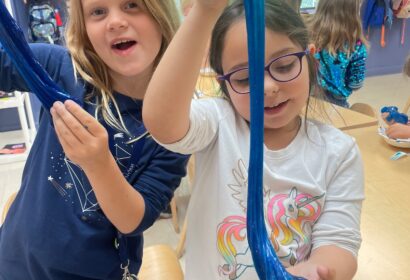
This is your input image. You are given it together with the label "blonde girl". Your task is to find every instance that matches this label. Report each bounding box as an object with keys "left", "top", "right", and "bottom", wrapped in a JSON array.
[{"left": 0, "top": 1, "right": 188, "bottom": 279}]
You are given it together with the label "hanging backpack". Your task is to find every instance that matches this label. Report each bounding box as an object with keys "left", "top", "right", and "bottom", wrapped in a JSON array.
[
  {"left": 28, "top": 3, "right": 61, "bottom": 44},
  {"left": 393, "top": 0, "right": 410, "bottom": 44},
  {"left": 362, "top": 0, "right": 393, "bottom": 47}
]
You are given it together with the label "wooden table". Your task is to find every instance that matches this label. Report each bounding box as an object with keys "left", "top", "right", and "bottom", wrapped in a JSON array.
[
  {"left": 344, "top": 125, "right": 410, "bottom": 280},
  {"left": 308, "top": 99, "right": 378, "bottom": 130}
]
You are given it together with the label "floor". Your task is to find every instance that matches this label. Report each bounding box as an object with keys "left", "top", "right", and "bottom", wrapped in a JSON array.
[{"left": 0, "top": 73, "right": 409, "bottom": 275}]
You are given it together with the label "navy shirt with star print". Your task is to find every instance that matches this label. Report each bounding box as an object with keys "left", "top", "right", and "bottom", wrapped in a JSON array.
[{"left": 0, "top": 43, "right": 189, "bottom": 279}]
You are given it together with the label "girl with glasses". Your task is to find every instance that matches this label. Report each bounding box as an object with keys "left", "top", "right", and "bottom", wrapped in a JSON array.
[
  {"left": 0, "top": 0, "right": 189, "bottom": 279},
  {"left": 144, "top": 0, "right": 364, "bottom": 279},
  {"left": 308, "top": 0, "right": 368, "bottom": 108}
]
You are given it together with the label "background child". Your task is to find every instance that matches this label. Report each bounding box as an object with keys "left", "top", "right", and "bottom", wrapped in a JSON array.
[
  {"left": 383, "top": 55, "right": 410, "bottom": 139},
  {"left": 308, "top": 0, "right": 368, "bottom": 108},
  {"left": 0, "top": 0, "right": 188, "bottom": 279},
  {"left": 144, "top": 0, "right": 364, "bottom": 279}
]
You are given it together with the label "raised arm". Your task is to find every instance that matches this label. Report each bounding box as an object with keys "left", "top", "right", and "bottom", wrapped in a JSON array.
[{"left": 143, "top": 1, "right": 227, "bottom": 144}]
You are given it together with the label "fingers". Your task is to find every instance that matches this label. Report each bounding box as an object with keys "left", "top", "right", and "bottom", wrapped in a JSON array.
[
  {"left": 386, "top": 123, "right": 410, "bottom": 139},
  {"left": 381, "top": 112, "right": 395, "bottom": 125},
  {"left": 51, "top": 101, "right": 96, "bottom": 143},
  {"left": 64, "top": 100, "right": 103, "bottom": 137},
  {"left": 50, "top": 106, "right": 79, "bottom": 150}
]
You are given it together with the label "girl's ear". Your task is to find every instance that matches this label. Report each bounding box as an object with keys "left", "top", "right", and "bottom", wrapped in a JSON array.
[{"left": 308, "top": 44, "right": 316, "bottom": 55}]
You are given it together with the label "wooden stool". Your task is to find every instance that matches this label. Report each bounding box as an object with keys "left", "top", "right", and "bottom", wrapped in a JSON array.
[
  {"left": 350, "top": 103, "right": 376, "bottom": 118},
  {"left": 138, "top": 244, "right": 184, "bottom": 280},
  {"left": 175, "top": 156, "right": 195, "bottom": 258},
  {"left": 1, "top": 192, "right": 17, "bottom": 224},
  {"left": 170, "top": 197, "right": 179, "bottom": 233}
]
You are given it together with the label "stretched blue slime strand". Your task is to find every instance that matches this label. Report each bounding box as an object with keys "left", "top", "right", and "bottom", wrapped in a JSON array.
[
  {"left": 243, "top": 0, "right": 305, "bottom": 279},
  {"left": 0, "top": 1, "right": 79, "bottom": 110}
]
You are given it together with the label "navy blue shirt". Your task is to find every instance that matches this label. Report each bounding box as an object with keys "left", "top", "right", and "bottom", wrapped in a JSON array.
[{"left": 0, "top": 44, "right": 189, "bottom": 279}]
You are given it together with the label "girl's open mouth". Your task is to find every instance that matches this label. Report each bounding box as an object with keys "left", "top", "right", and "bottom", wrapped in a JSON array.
[
  {"left": 264, "top": 100, "right": 288, "bottom": 114},
  {"left": 111, "top": 40, "right": 137, "bottom": 55}
]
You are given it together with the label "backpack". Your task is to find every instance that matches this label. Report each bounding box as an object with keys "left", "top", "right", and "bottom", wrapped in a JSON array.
[
  {"left": 28, "top": 3, "right": 61, "bottom": 44},
  {"left": 362, "top": 0, "right": 393, "bottom": 47},
  {"left": 362, "top": 0, "right": 386, "bottom": 30},
  {"left": 392, "top": 0, "right": 410, "bottom": 44}
]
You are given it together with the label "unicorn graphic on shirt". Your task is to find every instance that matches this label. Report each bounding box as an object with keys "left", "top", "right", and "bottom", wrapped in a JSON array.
[
  {"left": 217, "top": 215, "right": 253, "bottom": 279},
  {"left": 267, "top": 187, "right": 324, "bottom": 264},
  {"left": 216, "top": 160, "right": 324, "bottom": 278}
]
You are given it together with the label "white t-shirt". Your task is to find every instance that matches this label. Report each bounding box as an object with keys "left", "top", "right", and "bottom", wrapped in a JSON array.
[{"left": 159, "top": 98, "right": 364, "bottom": 280}]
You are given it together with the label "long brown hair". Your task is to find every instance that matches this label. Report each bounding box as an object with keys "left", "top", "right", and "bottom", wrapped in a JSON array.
[
  {"left": 308, "top": 0, "right": 368, "bottom": 56},
  {"left": 65, "top": 0, "right": 180, "bottom": 132}
]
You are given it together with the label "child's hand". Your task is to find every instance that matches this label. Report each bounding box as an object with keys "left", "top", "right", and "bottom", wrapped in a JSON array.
[
  {"left": 381, "top": 112, "right": 395, "bottom": 125},
  {"left": 50, "top": 100, "right": 110, "bottom": 171},
  {"left": 386, "top": 123, "right": 410, "bottom": 139},
  {"left": 287, "top": 262, "right": 336, "bottom": 280}
]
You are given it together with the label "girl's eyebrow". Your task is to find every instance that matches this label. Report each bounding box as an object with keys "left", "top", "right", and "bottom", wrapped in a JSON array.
[
  {"left": 82, "top": 0, "right": 104, "bottom": 10},
  {"left": 267, "top": 47, "right": 298, "bottom": 60},
  {"left": 227, "top": 47, "right": 299, "bottom": 72}
]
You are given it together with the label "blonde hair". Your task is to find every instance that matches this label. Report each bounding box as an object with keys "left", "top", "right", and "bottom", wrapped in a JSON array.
[
  {"left": 65, "top": 0, "right": 180, "bottom": 132},
  {"left": 404, "top": 55, "right": 410, "bottom": 77},
  {"left": 308, "top": 0, "right": 368, "bottom": 56}
]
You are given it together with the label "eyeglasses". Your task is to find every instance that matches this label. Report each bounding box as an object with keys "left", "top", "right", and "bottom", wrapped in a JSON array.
[{"left": 218, "top": 49, "right": 309, "bottom": 94}]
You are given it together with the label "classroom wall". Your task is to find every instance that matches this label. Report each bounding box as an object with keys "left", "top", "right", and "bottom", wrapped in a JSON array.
[{"left": 365, "top": 18, "right": 410, "bottom": 77}]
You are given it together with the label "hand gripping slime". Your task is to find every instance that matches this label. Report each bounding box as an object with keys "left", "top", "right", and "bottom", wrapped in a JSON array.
[
  {"left": 0, "top": 1, "right": 79, "bottom": 110},
  {"left": 243, "top": 1, "right": 305, "bottom": 279}
]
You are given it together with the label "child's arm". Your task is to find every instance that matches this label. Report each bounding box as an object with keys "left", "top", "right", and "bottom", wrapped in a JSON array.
[
  {"left": 143, "top": 1, "right": 228, "bottom": 144},
  {"left": 290, "top": 138, "right": 364, "bottom": 279},
  {"left": 386, "top": 123, "right": 410, "bottom": 139},
  {"left": 51, "top": 100, "right": 188, "bottom": 234},
  {"left": 346, "top": 41, "right": 367, "bottom": 90}
]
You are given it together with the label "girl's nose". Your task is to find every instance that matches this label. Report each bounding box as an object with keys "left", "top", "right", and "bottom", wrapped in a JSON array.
[
  {"left": 264, "top": 73, "right": 279, "bottom": 96},
  {"left": 107, "top": 12, "right": 128, "bottom": 31}
]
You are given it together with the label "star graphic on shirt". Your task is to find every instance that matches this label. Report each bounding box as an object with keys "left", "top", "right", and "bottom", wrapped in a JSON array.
[
  {"left": 48, "top": 176, "right": 53, "bottom": 181},
  {"left": 65, "top": 183, "right": 73, "bottom": 189}
]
